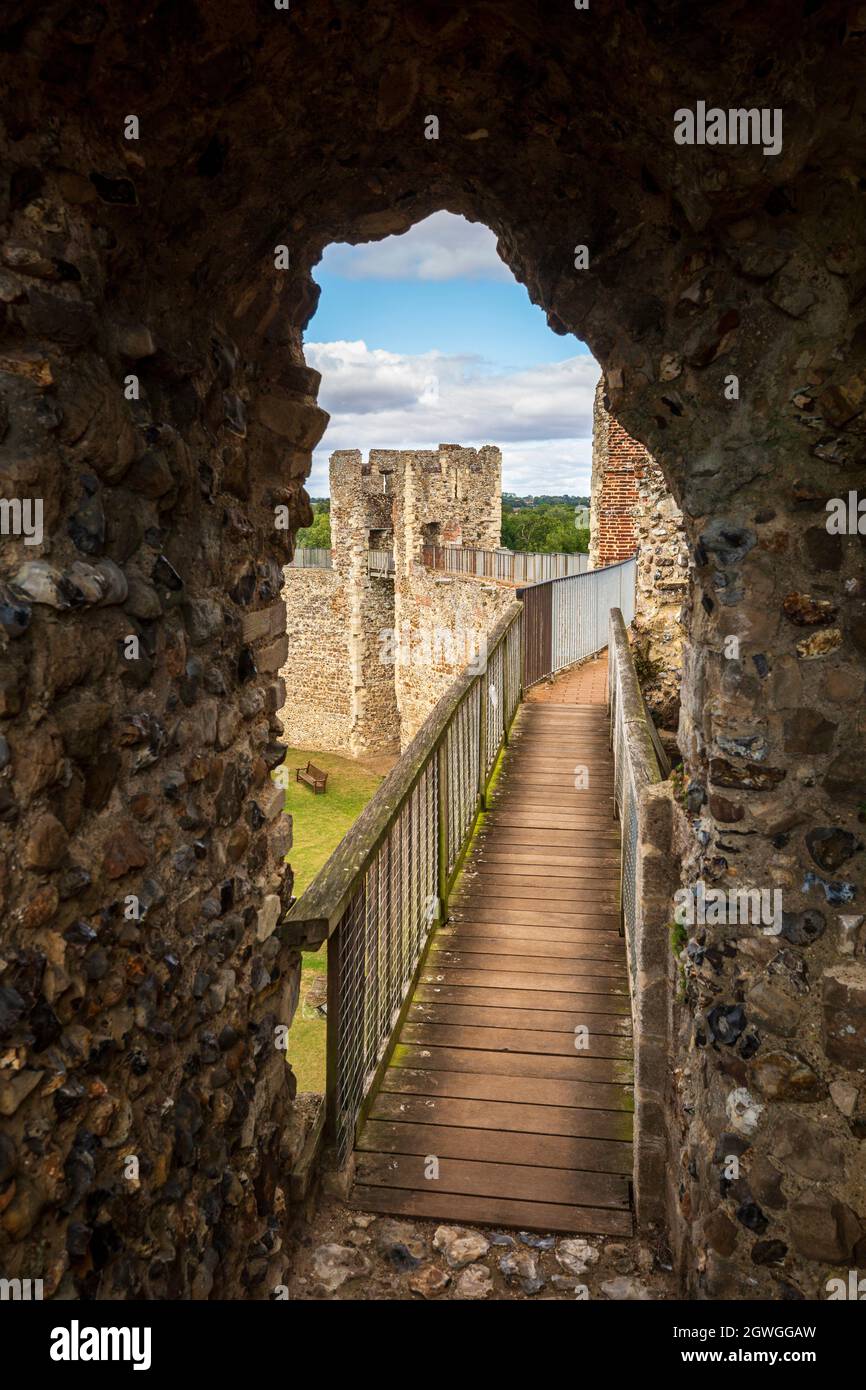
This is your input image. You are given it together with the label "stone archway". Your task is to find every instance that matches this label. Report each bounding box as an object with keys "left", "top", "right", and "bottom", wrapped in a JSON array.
[{"left": 1, "top": 0, "right": 864, "bottom": 1299}]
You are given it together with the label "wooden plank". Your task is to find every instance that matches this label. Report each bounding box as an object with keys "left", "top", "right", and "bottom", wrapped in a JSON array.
[
  {"left": 455, "top": 884, "right": 619, "bottom": 903},
  {"left": 495, "top": 789, "right": 614, "bottom": 802},
  {"left": 514, "top": 738, "right": 612, "bottom": 748},
  {"left": 420, "top": 965, "right": 629, "bottom": 996},
  {"left": 439, "top": 934, "right": 622, "bottom": 956},
  {"left": 441, "top": 920, "right": 620, "bottom": 942},
  {"left": 485, "top": 812, "right": 617, "bottom": 830},
  {"left": 350, "top": 1184, "right": 633, "bottom": 1237},
  {"left": 473, "top": 861, "right": 619, "bottom": 877},
  {"left": 498, "top": 752, "right": 613, "bottom": 763},
  {"left": 457, "top": 866, "right": 619, "bottom": 883},
  {"left": 429, "top": 950, "right": 626, "bottom": 980},
  {"left": 400, "top": 1021, "right": 633, "bottom": 1058},
  {"left": 510, "top": 712, "right": 608, "bottom": 723},
  {"left": 391, "top": 1043, "right": 634, "bottom": 1083},
  {"left": 447, "top": 907, "right": 620, "bottom": 928},
  {"left": 457, "top": 869, "right": 619, "bottom": 887},
  {"left": 436, "top": 945, "right": 625, "bottom": 967},
  {"left": 502, "top": 734, "right": 611, "bottom": 745},
  {"left": 513, "top": 757, "right": 612, "bottom": 764},
  {"left": 414, "top": 983, "right": 632, "bottom": 1016},
  {"left": 370, "top": 1090, "right": 634, "bottom": 1141},
  {"left": 494, "top": 788, "right": 614, "bottom": 801},
  {"left": 355, "top": 1151, "right": 630, "bottom": 1211},
  {"left": 492, "top": 798, "right": 613, "bottom": 812},
  {"left": 476, "top": 830, "right": 620, "bottom": 845},
  {"left": 510, "top": 729, "right": 610, "bottom": 738},
  {"left": 487, "top": 796, "right": 614, "bottom": 811},
  {"left": 516, "top": 728, "right": 610, "bottom": 737},
  {"left": 508, "top": 755, "right": 613, "bottom": 767},
  {"left": 358, "top": 1119, "right": 634, "bottom": 1174},
  {"left": 502, "top": 747, "right": 611, "bottom": 756},
  {"left": 408, "top": 999, "right": 632, "bottom": 1036},
  {"left": 480, "top": 817, "right": 620, "bottom": 835},
  {"left": 383, "top": 1061, "right": 632, "bottom": 1101},
  {"left": 499, "top": 761, "right": 614, "bottom": 772},
  {"left": 512, "top": 732, "right": 612, "bottom": 743},
  {"left": 454, "top": 885, "right": 619, "bottom": 906},
  {"left": 474, "top": 828, "right": 621, "bottom": 848},
  {"left": 475, "top": 842, "right": 618, "bottom": 858},
  {"left": 466, "top": 862, "right": 619, "bottom": 881}
]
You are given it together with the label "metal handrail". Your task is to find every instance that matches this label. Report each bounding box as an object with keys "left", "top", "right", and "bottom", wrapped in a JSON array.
[
  {"left": 288, "top": 547, "right": 396, "bottom": 576},
  {"left": 607, "top": 607, "right": 666, "bottom": 988},
  {"left": 423, "top": 544, "right": 589, "bottom": 584},
  {"left": 517, "top": 554, "right": 637, "bottom": 687}
]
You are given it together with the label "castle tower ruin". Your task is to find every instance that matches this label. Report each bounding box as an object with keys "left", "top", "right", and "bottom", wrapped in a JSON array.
[{"left": 281, "top": 445, "right": 510, "bottom": 756}]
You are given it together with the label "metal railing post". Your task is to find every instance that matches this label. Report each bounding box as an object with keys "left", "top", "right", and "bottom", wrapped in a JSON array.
[
  {"left": 324, "top": 926, "right": 342, "bottom": 1143},
  {"left": 437, "top": 739, "right": 449, "bottom": 909},
  {"left": 478, "top": 672, "right": 488, "bottom": 808}
]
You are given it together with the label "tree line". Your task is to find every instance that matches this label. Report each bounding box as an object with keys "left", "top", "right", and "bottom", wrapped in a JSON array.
[{"left": 296, "top": 498, "right": 590, "bottom": 555}]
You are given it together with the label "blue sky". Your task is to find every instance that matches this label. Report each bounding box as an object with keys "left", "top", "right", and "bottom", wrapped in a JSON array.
[{"left": 304, "top": 212, "right": 599, "bottom": 496}]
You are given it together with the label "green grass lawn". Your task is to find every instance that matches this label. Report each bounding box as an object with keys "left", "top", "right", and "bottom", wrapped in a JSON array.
[{"left": 283, "top": 747, "right": 383, "bottom": 1093}]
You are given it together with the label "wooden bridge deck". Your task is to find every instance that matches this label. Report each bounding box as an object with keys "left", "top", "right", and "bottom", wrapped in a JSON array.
[{"left": 351, "top": 701, "right": 634, "bottom": 1235}]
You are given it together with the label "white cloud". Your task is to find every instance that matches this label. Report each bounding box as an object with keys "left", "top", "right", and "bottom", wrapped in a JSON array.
[
  {"left": 304, "top": 339, "right": 599, "bottom": 497},
  {"left": 320, "top": 211, "right": 512, "bottom": 282}
]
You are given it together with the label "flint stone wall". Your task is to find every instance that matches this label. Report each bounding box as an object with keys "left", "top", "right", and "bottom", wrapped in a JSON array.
[{"left": 280, "top": 569, "right": 353, "bottom": 751}]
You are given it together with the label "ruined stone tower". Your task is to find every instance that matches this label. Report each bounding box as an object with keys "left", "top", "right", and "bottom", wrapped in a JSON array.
[{"left": 281, "top": 445, "right": 508, "bottom": 755}]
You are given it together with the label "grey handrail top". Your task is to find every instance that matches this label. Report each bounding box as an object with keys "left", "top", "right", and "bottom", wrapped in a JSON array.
[
  {"left": 609, "top": 606, "right": 668, "bottom": 786},
  {"left": 516, "top": 552, "right": 635, "bottom": 591}
]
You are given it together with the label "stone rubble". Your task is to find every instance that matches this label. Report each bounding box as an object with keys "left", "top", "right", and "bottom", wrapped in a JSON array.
[{"left": 286, "top": 1198, "right": 676, "bottom": 1302}]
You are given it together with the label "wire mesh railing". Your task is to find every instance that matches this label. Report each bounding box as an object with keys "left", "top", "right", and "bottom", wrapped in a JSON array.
[
  {"left": 367, "top": 548, "right": 395, "bottom": 576},
  {"left": 422, "top": 545, "right": 589, "bottom": 584},
  {"left": 288, "top": 547, "right": 395, "bottom": 576},
  {"left": 288, "top": 546, "right": 333, "bottom": 569},
  {"left": 607, "top": 607, "right": 666, "bottom": 993},
  {"left": 517, "top": 554, "right": 636, "bottom": 687},
  {"left": 281, "top": 604, "right": 523, "bottom": 1165}
]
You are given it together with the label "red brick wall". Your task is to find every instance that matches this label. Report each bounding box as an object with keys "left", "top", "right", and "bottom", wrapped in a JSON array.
[{"left": 591, "top": 382, "right": 649, "bottom": 567}]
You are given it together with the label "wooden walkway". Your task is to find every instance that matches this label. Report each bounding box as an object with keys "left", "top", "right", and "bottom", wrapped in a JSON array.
[{"left": 351, "top": 701, "right": 634, "bottom": 1235}]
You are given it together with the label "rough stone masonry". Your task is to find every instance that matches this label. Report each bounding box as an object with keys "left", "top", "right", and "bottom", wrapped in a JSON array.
[
  {"left": 0, "top": 0, "right": 865, "bottom": 1301},
  {"left": 282, "top": 443, "right": 511, "bottom": 756}
]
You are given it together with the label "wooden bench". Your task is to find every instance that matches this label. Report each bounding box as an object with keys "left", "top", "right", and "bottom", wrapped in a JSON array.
[{"left": 296, "top": 760, "right": 328, "bottom": 794}]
